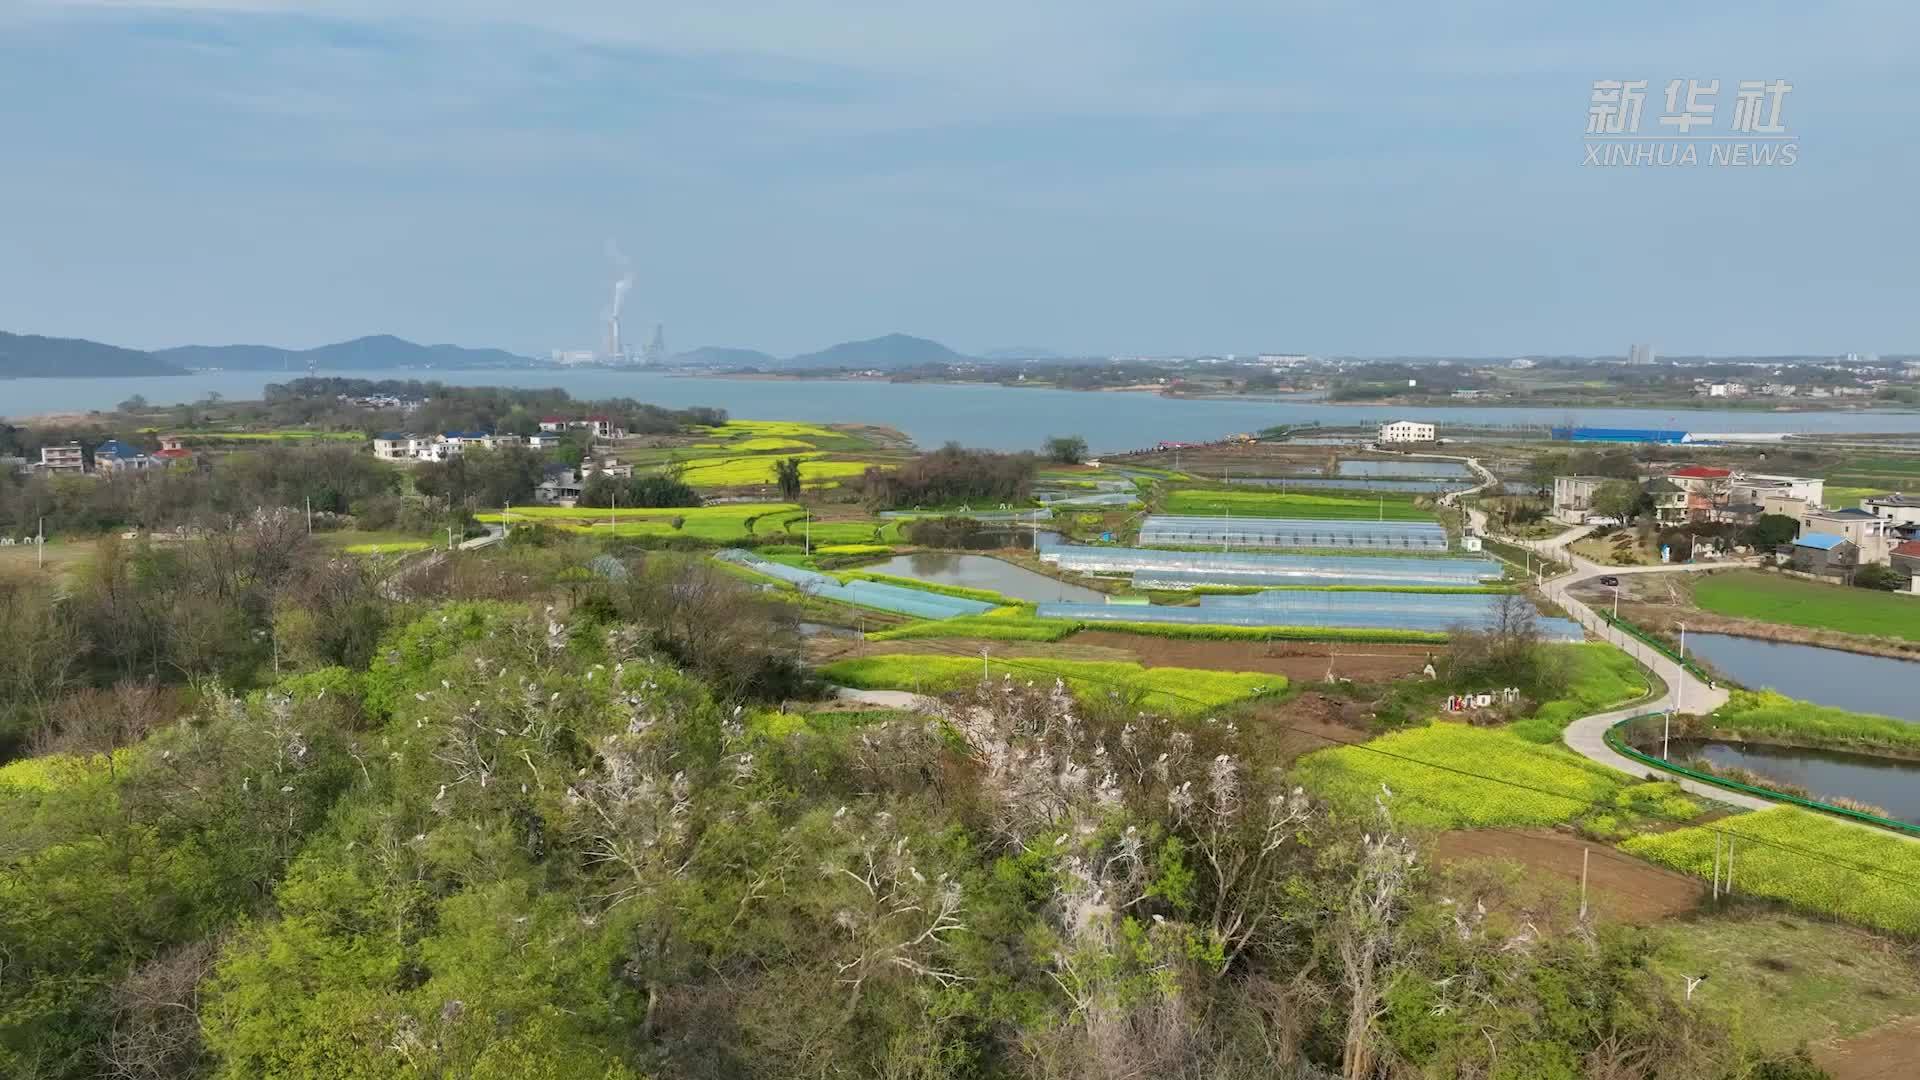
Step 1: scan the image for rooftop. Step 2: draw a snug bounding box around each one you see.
[1866,493,1920,507]
[1794,532,1851,551]
[1668,466,1731,479]
[1893,540,1920,558]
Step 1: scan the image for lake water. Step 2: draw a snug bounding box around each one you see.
[8,369,1920,452]
[869,552,1108,603]
[1675,739,1920,825]
[1683,633,1920,722]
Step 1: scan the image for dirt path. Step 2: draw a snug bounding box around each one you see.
[1431,828,1704,923]
[1815,1013,1920,1080]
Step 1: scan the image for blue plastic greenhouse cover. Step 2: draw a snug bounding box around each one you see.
[713,549,994,620]
[1039,543,1501,586]
[1033,599,1584,639]
[1137,514,1449,552]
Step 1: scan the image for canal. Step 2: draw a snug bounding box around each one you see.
[1674,739,1920,826]
[1683,633,1920,723]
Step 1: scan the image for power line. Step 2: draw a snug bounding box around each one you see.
[893,638,1920,892]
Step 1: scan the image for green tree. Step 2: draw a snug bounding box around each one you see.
[1045,434,1089,464]
[1744,512,1799,549]
[773,456,804,500]
[1592,479,1643,522]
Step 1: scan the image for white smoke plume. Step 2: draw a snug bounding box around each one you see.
[605,239,634,319]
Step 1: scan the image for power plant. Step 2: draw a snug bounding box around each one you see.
[550,242,659,366]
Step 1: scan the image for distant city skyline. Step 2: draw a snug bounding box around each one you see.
[1,2,1915,358]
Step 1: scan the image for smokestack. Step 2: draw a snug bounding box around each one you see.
[604,239,635,360]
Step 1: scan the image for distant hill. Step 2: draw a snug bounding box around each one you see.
[156,334,532,371]
[674,345,780,368]
[786,333,968,369]
[0,331,184,378]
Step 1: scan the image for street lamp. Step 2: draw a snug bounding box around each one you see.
[1678,621,1687,664]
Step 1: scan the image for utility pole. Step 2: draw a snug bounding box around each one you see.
[1579,848,1590,921]
[37,517,44,570]
[1725,839,1734,896]
[805,510,811,556]
[1711,835,1722,901]
[504,499,510,540]
[1662,708,1672,761]
[981,645,990,682]
[1679,621,1687,664]
[305,496,312,536]
[1613,583,1620,620]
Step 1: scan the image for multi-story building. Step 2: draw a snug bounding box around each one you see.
[1552,476,1610,520]
[1799,508,1894,565]
[1644,478,1689,526]
[38,443,85,472]
[1376,420,1436,444]
[93,440,151,474]
[373,433,427,461]
[1730,473,1825,509]
[1861,493,1920,529]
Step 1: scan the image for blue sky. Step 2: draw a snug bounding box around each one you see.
[1,1,1914,357]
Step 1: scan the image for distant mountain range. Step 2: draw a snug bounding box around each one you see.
[3,326,1006,379]
[0,331,186,378]
[156,335,532,370]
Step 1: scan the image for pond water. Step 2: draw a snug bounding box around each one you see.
[1673,739,1920,826]
[1683,633,1920,722]
[9,368,1920,451]
[868,553,1109,603]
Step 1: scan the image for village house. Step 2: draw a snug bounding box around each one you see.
[1787,532,1857,577]
[37,443,85,472]
[92,439,152,474]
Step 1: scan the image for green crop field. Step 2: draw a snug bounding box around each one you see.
[1623,808,1920,935]
[1508,644,1653,743]
[820,654,1285,715]
[1293,723,1699,831]
[678,453,871,488]
[1161,487,1433,521]
[480,503,799,541]
[1692,571,1920,642]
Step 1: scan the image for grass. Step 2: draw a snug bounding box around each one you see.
[1293,723,1698,831]
[1692,571,1920,642]
[867,614,1082,642]
[1162,487,1433,521]
[0,537,97,579]
[1649,912,1920,1053]
[343,540,435,555]
[1688,689,1920,756]
[1622,807,1920,935]
[1507,644,1654,743]
[819,655,1285,715]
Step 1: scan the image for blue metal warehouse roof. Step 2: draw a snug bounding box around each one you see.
[1794,532,1850,551]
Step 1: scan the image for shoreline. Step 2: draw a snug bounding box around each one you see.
[684,372,1915,413]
